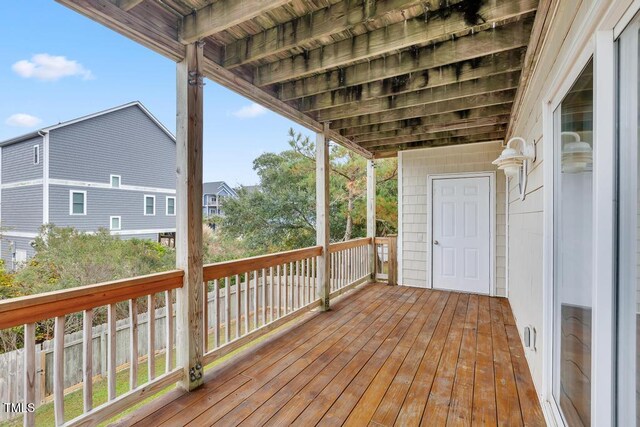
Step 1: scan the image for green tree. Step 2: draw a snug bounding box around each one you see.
[220,128,397,254]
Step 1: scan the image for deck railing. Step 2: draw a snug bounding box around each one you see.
[0,238,379,426]
[0,270,184,426]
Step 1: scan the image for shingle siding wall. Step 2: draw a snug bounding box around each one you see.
[49,105,175,189]
[49,186,175,232]
[2,136,43,183]
[1,186,43,232]
[399,142,507,296]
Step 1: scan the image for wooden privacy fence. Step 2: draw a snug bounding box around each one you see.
[0,238,381,426]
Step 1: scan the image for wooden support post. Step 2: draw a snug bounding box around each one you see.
[388,235,398,286]
[316,124,331,311]
[366,159,376,279]
[176,41,205,391]
[24,323,36,427]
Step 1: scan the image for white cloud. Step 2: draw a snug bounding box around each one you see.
[232,103,267,119]
[5,113,42,128]
[12,54,94,81]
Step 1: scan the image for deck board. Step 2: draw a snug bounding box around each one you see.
[123,284,545,427]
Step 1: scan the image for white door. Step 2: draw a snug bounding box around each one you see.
[432,176,491,294]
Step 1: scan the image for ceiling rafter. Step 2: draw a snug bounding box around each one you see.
[255,1,537,86]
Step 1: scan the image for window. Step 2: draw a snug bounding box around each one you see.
[110,216,121,230]
[70,190,86,215]
[144,195,155,215]
[33,145,39,165]
[110,174,121,188]
[552,59,593,426]
[166,196,175,216]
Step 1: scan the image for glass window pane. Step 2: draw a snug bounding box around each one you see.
[111,217,120,230]
[617,16,640,426]
[553,59,593,427]
[111,176,120,188]
[72,192,85,214]
[145,197,154,215]
[168,197,175,215]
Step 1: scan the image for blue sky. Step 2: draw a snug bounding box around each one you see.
[0,2,313,186]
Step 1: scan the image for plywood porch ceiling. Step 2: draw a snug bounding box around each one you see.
[58,0,541,159]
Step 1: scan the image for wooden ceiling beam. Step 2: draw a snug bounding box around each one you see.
[276,17,534,101]
[330,89,516,130]
[117,0,143,11]
[369,133,506,153]
[224,0,448,69]
[313,70,520,122]
[352,115,511,143]
[180,0,292,44]
[341,104,514,137]
[255,1,537,86]
[297,47,526,112]
[359,124,508,148]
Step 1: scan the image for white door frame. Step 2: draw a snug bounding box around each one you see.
[426,171,496,296]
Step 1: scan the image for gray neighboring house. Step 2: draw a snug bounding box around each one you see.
[202,181,237,217]
[0,101,176,269]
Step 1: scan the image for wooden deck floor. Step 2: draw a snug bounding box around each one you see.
[119,284,545,426]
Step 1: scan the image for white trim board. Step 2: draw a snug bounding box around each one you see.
[426,171,497,296]
[1,179,43,189]
[111,228,175,236]
[49,179,175,194]
[3,231,38,239]
[42,132,49,224]
[397,151,404,285]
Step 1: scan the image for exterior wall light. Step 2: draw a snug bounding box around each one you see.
[492,137,536,200]
[561,131,592,173]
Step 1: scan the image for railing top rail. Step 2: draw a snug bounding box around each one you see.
[328,237,372,253]
[0,270,184,330]
[203,245,322,281]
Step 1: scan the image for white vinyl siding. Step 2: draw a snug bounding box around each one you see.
[69,190,86,215]
[144,195,155,216]
[166,196,175,216]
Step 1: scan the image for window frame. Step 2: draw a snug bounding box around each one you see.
[110,174,121,188]
[144,194,156,216]
[110,215,121,231]
[69,190,87,216]
[33,145,40,165]
[166,196,176,216]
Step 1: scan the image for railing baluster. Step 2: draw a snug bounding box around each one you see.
[203,280,209,352]
[244,272,250,334]
[214,279,220,348]
[275,265,281,319]
[129,299,138,389]
[261,268,267,327]
[301,259,306,307]
[24,322,36,426]
[107,303,117,401]
[225,276,231,344]
[82,308,93,413]
[165,290,174,371]
[253,270,259,331]
[148,294,156,380]
[235,274,241,339]
[269,266,274,322]
[54,315,65,426]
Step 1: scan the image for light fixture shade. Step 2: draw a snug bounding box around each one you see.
[492,146,526,177]
[561,132,592,173]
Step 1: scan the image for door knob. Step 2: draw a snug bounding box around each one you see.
[434,240,439,245]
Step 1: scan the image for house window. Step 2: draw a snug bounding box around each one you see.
[166,196,175,216]
[110,174,121,188]
[110,216,121,230]
[33,145,40,165]
[70,190,86,215]
[552,59,593,426]
[144,195,155,215]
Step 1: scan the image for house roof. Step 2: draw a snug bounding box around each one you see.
[0,101,175,147]
[203,181,237,197]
